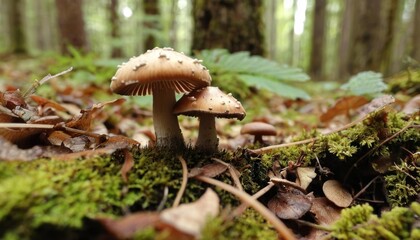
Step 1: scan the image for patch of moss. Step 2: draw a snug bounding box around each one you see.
[201,208,277,240]
[331,202,419,240]
[0,148,270,239]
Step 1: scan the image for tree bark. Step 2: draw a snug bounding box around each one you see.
[309,0,327,80]
[143,0,159,50]
[338,0,353,80]
[55,0,88,54]
[192,0,264,55]
[348,0,390,75]
[412,0,420,61]
[8,0,26,54]
[109,0,123,57]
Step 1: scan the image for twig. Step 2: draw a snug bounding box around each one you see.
[212,158,244,191]
[293,219,333,232]
[228,182,275,220]
[194,175,296,240]
[0,123,54,129]
[157,186,169,211]
[23,67,73,97]
[250,111,380,155]
[173,156,188,207]
[352,176,380,202]
[343,120,413,182]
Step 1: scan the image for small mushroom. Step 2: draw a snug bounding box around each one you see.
[110,47,212,149]
[173,86,246,152]
[240,122,277,144]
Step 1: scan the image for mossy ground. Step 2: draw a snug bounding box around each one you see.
[0,110,418,239]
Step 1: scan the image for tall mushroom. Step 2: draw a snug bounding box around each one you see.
[173,86,246,152]
[110,47,211,149]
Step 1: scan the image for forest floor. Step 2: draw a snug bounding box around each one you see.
[0,54,419,240]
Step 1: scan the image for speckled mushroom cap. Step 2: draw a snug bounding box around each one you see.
[110,47,212,95]
[173,86,246,120]
[240,122,277,136]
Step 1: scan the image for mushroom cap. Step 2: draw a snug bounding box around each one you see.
[240,122,277,136]
[173,86,246,120]
[110,47,212,96]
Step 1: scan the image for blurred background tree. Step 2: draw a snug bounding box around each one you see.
[0,0,419,81]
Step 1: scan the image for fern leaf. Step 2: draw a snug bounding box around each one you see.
[341,71,388,96]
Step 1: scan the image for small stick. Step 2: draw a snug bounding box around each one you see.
[173,156,188,207]
[0,123,54,129]
[195,175,296,240]
[352,176,380,202]
[228,182,275,220]
[23,67,73,97]
[212,158,244,191]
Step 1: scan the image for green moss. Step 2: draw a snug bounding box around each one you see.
[201,209,277,240]
[331,203,419,240]
[0,148,270,239]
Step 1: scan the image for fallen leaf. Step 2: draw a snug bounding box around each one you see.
[320,96,368,122]
[322,180,353,208]
[357,95,395,118]
[267,185,312,219]
[120,149,134,182]
[97,212,160,239]
[0,137,43,161]
[310,197,342,225]
[402,94,420,115]
[188,163,228,178]
[296,167,316,190]
[160,188,220,238]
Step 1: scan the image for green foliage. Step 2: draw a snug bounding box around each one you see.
[46,46,120,86]
[196,49,311,100]
[201,209,277,240]
[331,203,419,240]
[0,148,269,239]
[341,71,388,97]
[384,160,420,207]
[387,67,420,96]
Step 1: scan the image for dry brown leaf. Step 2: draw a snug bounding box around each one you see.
[97,212,160,239]
[30,95,67,112]
[357,95,395,118]
[310,197,342,225]
[267,186,312,219]
[322,180,353,208]
[160,188,220,238]
[63,136,93,152]
[100,135,140,150]
[296,167,316,190]
[188,163,228,178]
[120,149,134,183]
[47,130,72,146]
[402,94,420,115]
[320,96,368,122]
[53,148,116,161]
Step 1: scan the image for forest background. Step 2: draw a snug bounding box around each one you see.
[1,0,420,84]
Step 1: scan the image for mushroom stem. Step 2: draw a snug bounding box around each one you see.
[152,88,185,149]
[196,115,218,152]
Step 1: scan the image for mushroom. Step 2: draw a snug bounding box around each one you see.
[173,86,246,152]
[110,47,211,149]
[240,122,277,144]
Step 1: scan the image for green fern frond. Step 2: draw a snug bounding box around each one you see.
[341,71,388,96]
[197,49,310,100]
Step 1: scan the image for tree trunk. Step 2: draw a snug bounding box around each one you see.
[265,0,277,60]
[338,0,353,80]
[55,0,88,54]
[143,0,159,50]
[8,0,26,54]
[413,0,420,61]
[309,0,327,80]
[192,0,264,55]
[109,0,123,57]
[347,0,391,75]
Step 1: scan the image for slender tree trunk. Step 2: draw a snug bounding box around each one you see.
[8,0,26,54]
[348,0,390,75]
[169,0,178,48]
[192,0,264,55]
[309,0,327,80]
[288,0,297,65]
[413,0,420,61]
[266,0,277,60]
[55,0,88,54]
[109,0,123,57]
[338,0,353,80]
[143,0,159,50]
